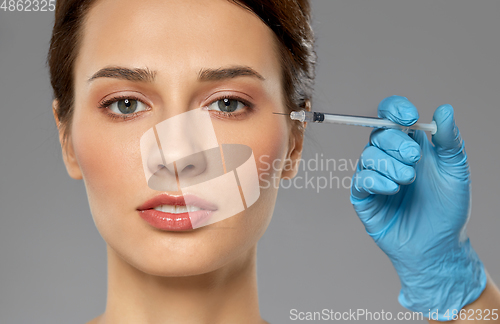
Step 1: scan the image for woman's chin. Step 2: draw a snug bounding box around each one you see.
[107,231,254,278]
[121,249,250,278]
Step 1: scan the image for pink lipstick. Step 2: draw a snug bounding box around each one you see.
[137,193,217,231]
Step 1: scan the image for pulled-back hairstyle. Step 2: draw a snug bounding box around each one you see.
[48,0,316,142]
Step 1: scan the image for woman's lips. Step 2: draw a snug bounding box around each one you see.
[137,193,218,231]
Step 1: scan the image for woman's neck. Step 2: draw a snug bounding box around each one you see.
[94,244,267,324]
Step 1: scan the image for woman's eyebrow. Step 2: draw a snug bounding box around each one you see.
[87,66,264,83]
[198,66,265,82]
[88,67,157,83]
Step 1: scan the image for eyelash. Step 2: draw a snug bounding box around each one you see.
[97,94,254,121]
[98,95,149,121]
[205,95,254,119]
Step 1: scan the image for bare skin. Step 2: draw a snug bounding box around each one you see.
[86,246,269,324]
[54,0,302,323]
[428,273,500,323]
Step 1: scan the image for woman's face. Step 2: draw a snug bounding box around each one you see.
[60,0,303,276]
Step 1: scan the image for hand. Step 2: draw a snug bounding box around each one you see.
[350,95,487,321]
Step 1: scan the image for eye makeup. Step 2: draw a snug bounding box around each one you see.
[97,93,257,122]
[98,94,152,121]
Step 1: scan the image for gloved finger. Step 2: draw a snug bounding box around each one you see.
[350,169,400,200]
[369,128,421,164]
[431,104,468,167]
[406,129,428,149]
[361,146,416,185]
[378,95,419,126]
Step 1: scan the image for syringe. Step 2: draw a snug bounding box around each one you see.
[287,110,437,135]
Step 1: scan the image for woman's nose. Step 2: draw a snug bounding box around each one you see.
[171,150,208,179]
[146,128,210,188]
[141,108,221,190]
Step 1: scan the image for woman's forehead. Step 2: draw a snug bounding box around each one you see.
[77,0,281,82]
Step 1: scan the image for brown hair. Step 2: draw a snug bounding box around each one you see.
[48,0,316,142]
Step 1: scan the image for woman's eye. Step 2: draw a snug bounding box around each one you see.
[207,98,246,113]
[108,98,147,115]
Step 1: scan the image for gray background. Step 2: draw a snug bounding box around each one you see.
[1,1,499,323]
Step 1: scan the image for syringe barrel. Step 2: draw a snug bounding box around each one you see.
[289,110,438,135]
[322,113,437,134]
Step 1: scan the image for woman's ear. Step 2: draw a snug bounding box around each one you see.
[281,100,310,180]
[52,100,83,180]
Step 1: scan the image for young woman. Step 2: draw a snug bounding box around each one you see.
[48,0,500,323]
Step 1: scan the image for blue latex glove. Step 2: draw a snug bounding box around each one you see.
[350,95,487,321]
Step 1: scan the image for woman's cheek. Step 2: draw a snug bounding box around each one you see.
[211,114,289,185]
[252,119,289,186]
[72,120,144,205]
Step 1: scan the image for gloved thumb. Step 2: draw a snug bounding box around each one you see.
[431,104,468,168]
